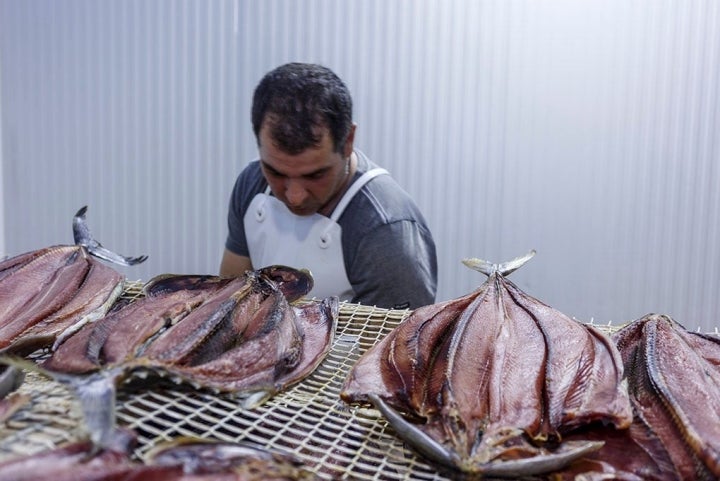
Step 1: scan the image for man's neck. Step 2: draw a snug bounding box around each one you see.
[318,152,357,217]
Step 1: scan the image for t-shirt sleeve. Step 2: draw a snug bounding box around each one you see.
[225,164,263,257]
[349,220,437,310]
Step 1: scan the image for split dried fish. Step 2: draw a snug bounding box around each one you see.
[555,314,720,480]
[341,251,632,477]
[0,206,146,356]
[31,265,336,449]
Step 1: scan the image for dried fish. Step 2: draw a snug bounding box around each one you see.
[0,206,146,355]
[0,428,312,480]
[146,437,314,480]
[0,427,145,481]
[341,251,632,477]
[557,314,720,480]
[37,265,335,448]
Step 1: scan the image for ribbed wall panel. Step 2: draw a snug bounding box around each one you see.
[1,0,719,330]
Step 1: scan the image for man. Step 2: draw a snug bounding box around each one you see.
[220,62,437,309]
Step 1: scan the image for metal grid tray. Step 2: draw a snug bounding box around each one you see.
[0,282,455,480]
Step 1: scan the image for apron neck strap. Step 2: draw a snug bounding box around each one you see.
[330,168,388,222]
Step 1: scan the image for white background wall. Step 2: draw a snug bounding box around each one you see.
[1,0,719,331]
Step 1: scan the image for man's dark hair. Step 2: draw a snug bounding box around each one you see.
[251,63,353,154]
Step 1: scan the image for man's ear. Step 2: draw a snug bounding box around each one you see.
[342,124,357,158]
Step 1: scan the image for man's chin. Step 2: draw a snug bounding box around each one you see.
[288,207,316,216]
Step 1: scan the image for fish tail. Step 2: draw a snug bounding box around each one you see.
[72,206,148,266]
[462,250,536,277]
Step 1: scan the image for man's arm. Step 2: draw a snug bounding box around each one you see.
[220,249,253,277]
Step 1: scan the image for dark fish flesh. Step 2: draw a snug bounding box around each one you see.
[341,251,632,477]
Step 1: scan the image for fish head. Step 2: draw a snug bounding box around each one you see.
[255,265,314,302]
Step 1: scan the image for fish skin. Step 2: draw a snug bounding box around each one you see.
[558,422,675,481]
[398,291,478,417]
[340,292,476,409]
[0,249,89,348]
[42,319,105,374]
[480,277,547,439]
[45,266,317,392]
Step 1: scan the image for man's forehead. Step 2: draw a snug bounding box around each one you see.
[259,138,340,176]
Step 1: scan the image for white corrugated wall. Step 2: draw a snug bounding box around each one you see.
[1,0,719,330]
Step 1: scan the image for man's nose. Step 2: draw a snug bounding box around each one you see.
[285,179,307,206]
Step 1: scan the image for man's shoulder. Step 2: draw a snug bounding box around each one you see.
[352,151,423,219]
[231,160,267,200]
[236,159,264,183]
[346,171,426,230]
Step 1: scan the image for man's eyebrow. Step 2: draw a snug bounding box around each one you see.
[261,160,331,178]
[260,160,284,175]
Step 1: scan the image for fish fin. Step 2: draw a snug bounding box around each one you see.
[0,364,25,399]
[480,440,604,477]
[0,355,123,450]
[0,355,60,381]
[241,389,274,409]
[72,206,148,266]
[75,370,121,449]
[368,393,459,470]
[462,250,536,277]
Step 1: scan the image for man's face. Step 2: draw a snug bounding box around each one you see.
[258,124,354,216]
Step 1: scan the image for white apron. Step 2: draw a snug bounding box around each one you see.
[244,168,388,301]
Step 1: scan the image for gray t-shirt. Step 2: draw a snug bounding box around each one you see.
[225,151,437,309]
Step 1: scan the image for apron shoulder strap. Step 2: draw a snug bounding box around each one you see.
[330,168,388,222]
